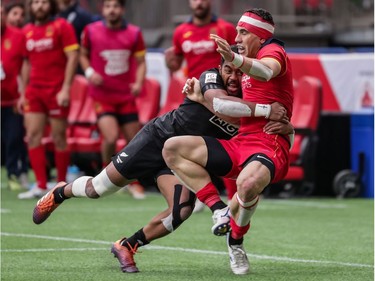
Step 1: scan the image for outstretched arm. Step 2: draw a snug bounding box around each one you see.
[210,34,281,82]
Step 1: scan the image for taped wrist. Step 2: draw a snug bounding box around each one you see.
[85,67,94,79]
[231,53,245,68]
[213,97,251,117]
[254,104,271,118]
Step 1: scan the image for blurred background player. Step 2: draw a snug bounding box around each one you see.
[79,0,146,199]
[18,0,79,199]
[1,4,29,191]
[57,0,99,42]
[165,0,236,79]
[57,0,100,74]
[165,0,238,212]
[5,2,25,28]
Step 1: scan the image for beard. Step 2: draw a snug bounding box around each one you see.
[106,14,122,26]
[31,9,50,22]
[193,6,210,20]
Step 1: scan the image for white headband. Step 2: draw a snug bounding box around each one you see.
[239,15,274,35]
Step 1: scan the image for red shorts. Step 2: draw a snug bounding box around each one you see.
[93,99,138,116]
[218,132,290,183]
[24,85,69,118]
[93,98,139,125]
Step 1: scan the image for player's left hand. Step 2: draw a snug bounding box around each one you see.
[182,78,194,95]
[269,102,288,123]
[263,120,294,135]
[130,83,142,96]
[184,77,204,104]
[56,87,70,107]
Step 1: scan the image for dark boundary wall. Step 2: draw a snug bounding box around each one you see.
[314,113,351,196]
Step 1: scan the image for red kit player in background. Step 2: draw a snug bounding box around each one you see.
[18,0,79,199]
[80,0,147,199]
[1,4,29,191]
[165,0,238,212]
[165,0,236,79]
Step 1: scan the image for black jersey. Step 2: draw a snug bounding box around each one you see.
[113,68,238,180]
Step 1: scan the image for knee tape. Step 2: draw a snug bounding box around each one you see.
[91,169,122,197]
[161,184,196,232]
[161,213,174,233]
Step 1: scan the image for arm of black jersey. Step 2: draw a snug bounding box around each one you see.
[202,88,241,126]
[195,69,241,126]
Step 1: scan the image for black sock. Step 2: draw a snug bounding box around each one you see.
[228,234,244,246]
[210,201,227,213]
[121,228,149,250]
[53,185,70,204]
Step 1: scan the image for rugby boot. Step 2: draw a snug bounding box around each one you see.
[227,233,250,275]
[32,181,67,224]
[211,205,231,236]
[111,238,139,273]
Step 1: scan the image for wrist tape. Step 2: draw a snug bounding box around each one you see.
[254,104,271,118]
[85,67,94,79]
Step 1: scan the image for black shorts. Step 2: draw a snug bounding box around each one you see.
[112,122,170,180]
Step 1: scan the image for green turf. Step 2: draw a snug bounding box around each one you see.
[1,175,374,281]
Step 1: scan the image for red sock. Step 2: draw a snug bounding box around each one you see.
[55,149,70,182]
[230,217,250,240]
[196,182,222,208]
[28,146,47,189]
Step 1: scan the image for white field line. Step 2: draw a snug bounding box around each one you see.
[262,200,348,209]
[1,232,372,268]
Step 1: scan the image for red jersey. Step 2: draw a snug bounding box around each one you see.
[81,21,146,103]
[23,18,78,88]
[1,25,26,106]
[239,41,294,134]
[173,16,236,79]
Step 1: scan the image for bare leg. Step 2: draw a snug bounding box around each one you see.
[142,174,195,241]
[63,162,132,198]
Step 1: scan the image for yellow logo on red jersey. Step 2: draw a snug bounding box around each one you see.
[46,26,54,37]
[209,28,218,36]
[183,31,193,39]
[25,31,33,38]
[4,39,11,50]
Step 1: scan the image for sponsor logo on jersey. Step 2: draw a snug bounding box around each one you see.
[26,38,53,52]
[100,49,130,75]
[205,72,217,84]
[242,75,252,89]
[181,40,215,55]
[209,116,238,137]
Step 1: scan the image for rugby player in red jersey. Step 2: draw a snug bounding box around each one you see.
[1,4,29,191]
[163,8,294,275]
[80,0,147,198]
[18,0,79,199]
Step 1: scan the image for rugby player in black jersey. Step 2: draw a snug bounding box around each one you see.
[33,46,292,273]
